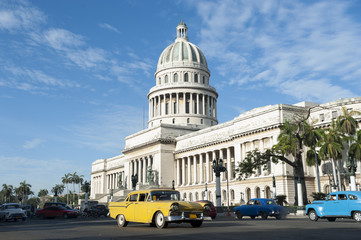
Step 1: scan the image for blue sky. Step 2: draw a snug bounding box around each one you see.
[1,0,361,196]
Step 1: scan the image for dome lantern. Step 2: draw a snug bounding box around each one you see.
[176,20,188,41]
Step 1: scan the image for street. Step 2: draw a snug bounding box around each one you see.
[0,215,360,240]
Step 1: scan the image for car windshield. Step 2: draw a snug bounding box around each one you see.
[149,191,181,201]
[266,200,277,205]
[6,205,20,209]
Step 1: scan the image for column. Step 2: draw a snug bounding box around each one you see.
[142,158,146,183]
[170,93,173,115]
[197,93,200,115]
[190,93,193,114]
[227,147,231,182]
[184,93,187,114]
[205,152,210,183]
[199,153,203,183]
[176,158,180,186]
[193,155,197,184]
[202,94,205,115]
[176,93,179,114]
[187,156,191,185]
[182,158,186,186]
[215,98,217,119]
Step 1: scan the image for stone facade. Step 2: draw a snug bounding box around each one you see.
[90,22,361,205]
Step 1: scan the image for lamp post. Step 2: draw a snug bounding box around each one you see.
[212,158,226,212]
[205,183,208,201]
[346,156,357,191]
[172,180,175,190]
[272,175,277,200]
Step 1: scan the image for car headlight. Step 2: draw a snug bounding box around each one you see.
[170,203,179,212]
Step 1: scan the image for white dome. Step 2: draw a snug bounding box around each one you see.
[156,22,208,72]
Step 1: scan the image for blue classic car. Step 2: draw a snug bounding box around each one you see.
[306,191,361,222]
[234,198,287,220]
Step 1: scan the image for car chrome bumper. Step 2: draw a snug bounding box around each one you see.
[166,212,205,222]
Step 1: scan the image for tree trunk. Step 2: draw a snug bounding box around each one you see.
[331,159,338,191]
[295,155,308,205]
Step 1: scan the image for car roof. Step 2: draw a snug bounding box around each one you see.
[328,191,361,196]
[128,189,178,194]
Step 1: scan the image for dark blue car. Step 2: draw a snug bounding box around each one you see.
[234,198,287,220]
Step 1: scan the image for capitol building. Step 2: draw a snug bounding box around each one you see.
[90,22,361,206]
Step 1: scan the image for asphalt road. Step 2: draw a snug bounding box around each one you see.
[1,215,360,240]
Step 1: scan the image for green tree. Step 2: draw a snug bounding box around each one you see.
[1,184,13,203]
[318,120,343,191]
[62,173,71,204]
[16,180,33,204]
[349,129,361,164]
[236,117,314,205]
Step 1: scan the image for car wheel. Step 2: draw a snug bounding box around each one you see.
[308,210,318,221]
[327,217,336,222]
[190,220,203,227]
[117,214,128,227]
[155,211,168,229]
[235,210,243,219]
[22,218,26,222]
[353,211,361,222]
[63,214,68,219]
[260,212,268,220]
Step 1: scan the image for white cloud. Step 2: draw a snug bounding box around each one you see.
[42,28,84,50]
[99,23,120,33]
[192,0,361,102]
[23,138,43,149]
[0,1,45,32]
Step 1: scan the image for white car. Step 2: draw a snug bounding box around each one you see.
[0,203,27,222]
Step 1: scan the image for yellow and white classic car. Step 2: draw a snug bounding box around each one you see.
[109,189,212,228]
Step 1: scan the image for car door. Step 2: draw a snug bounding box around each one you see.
[134,193,149,223]
[244,200,257,216]
[334,194,349,216]
[323,194,338,216]
[125,193,138,222]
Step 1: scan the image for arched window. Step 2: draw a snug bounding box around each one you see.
[202,76,205,84]
[195,192,199,200]
[159,77,161,85]
[189,192,193,201]
[172,118,175,124]
[246,188,251,201]
[183,193,187,200]
[222,190,227,205]
[201,119,203,124]
[265,186,271,199]
[194,73,198,83]
[165,75,169,83]
[187,118,190,124]
[184,73,188,82]
[174,73,178,82]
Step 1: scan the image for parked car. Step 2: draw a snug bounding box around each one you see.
[36,206,78,219]
[306,191,361,222]
[0,203,27,222]
[21,205,34,217]
[234,198,287,220]
[195,200,217,219]
[83,204,109,217]
[108,189,211,228]
[43,202,71,209]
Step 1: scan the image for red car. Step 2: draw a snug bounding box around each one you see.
[195,200,217,219]
[36,206,78,219]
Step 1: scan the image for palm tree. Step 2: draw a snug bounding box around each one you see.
[318,120,344,191]
[62,173,71,204]
[17,180,33,204]
[70,172,79,204]
[38,189,48,197]
[1,184,13,203]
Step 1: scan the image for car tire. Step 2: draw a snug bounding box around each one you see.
[63,214,68,219]
[235,210,243,219]
[155,211,168,229]
[260,212,268,220]
[117,214,128,227]
[353,211,361,222]
[308,210,318,221]
[190,220,203,227]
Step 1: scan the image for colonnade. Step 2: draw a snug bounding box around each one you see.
[175,136,275,187]
[149,92,217,119]
[127,155,153,187]
[106,171,124,190]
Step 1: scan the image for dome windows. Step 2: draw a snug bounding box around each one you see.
[194,74,198,83]
[202,76,205,84]
[184,73,189,82]
[165,75,169,83]
[174,73,178,82]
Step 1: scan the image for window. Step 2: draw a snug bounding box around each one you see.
[187,118,190,124]
[172,118,175,124]
[194,74,198,83]
[139,193,147,201]
[201,119,203,124]
[332,111,337,119]
[349,194,358,200]
[173,102,177,114]
[327,194,336,201]
[129,194,138,202]
[320,113,324,122]
[338,194,347,200]
[174,73,178,82]
[165,75,169,83]
[184,73,188,82]
[165,102,169,115]
[202,76,205,84]
[158,77,161,85]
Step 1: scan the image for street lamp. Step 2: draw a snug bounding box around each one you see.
[272,175,277,199]
[346,156,357,191]
[205,183,208,200]
[172,180,175,190]
[212,158,226,212]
